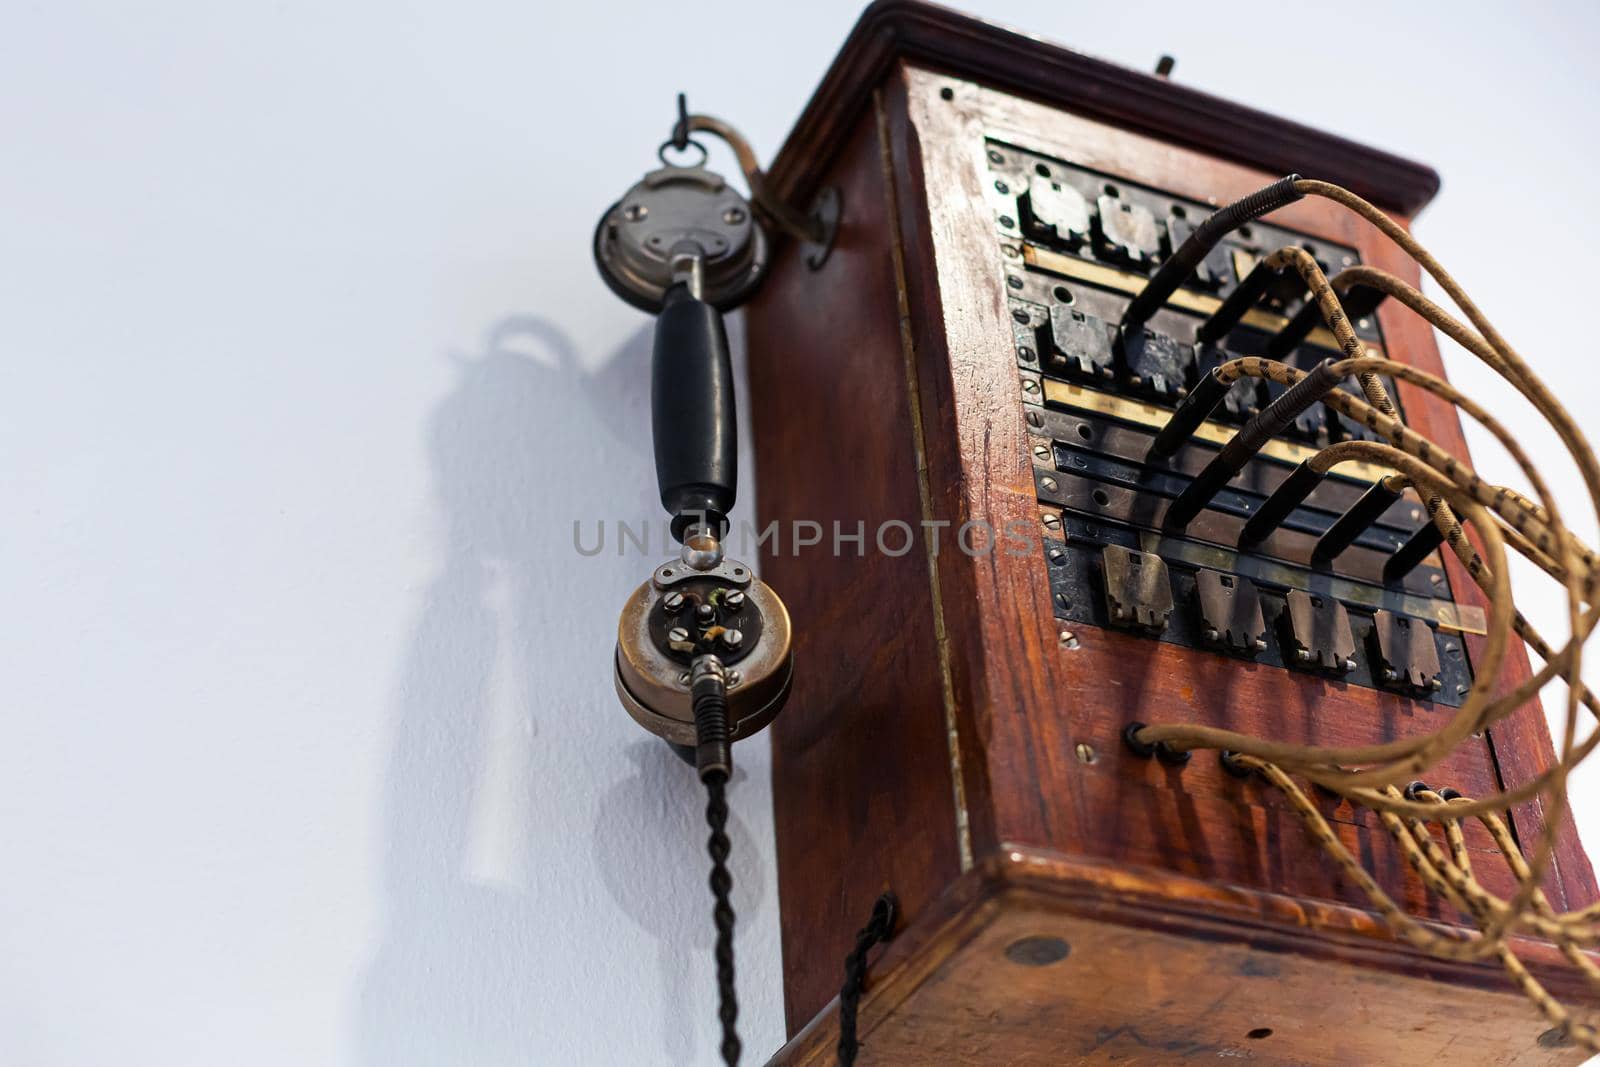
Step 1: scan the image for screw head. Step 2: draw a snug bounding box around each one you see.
[1017,345,1035,363]
[722,206,746,225]
[1033,444,1050,461]
[723,589,746,611]
[995,179,1010,195]
[1041,513,1061,530]
[667,626,690,644]
[1047,548,1065,564]
[1058,630,1079,648]
[695,603,716,624]
[1022,379,1040,395]
[662,591,686,613]
[1026,411,1043,428]
[1040,476,1058,492]
[1074,742,1095,764]
[677,671,692,685]
[721,628,744,651]
[623,203,648,222]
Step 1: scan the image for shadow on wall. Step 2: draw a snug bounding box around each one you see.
[353,317,766,1066]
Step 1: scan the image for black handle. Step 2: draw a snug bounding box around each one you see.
[653,284,737,540]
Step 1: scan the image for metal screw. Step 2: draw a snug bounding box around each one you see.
[662,591,686,613]
[678,671,692,685]
[1033,443,1050,461]
[1022,380,1040,395]
[1058,630,1079,648]
[1012,308,1030,325]
[1054,592,1071,609]
[728,671,743,689]
[695,603,716,624]
[1040,476,1058,492]
[723,589,746,611]
[1048,548,1065,564]
[1456,683,1470,696]
[1007,275,1024,290]
[721,628,744,651]
[1254,638,1267,651]
[1343,658,1356,672]
[1017,345,1035,363]
[995,179,1010,195]
[1026,411,1043,428]
[624,203,648,222]
[1341,254,1354,267]
[998,215,1015,229]
[668,626,690,644]
[722,206,746,225]
[987,149,1005,165]
[1074,742,1096,764]
[1000,243,1019,258]
[1041,513,1061,530]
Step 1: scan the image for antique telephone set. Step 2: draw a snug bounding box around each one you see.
[591,96,842,1065]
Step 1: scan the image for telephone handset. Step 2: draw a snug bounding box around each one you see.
[592,97,837,1064]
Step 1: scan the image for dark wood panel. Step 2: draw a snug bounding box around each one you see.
[768,0,1439,216]
[747,110,965,1033]
[888,59,1591,910]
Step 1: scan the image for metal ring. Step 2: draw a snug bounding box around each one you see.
[657,137,708,170]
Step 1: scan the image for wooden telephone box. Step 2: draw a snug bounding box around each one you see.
[743,2,1597,1062]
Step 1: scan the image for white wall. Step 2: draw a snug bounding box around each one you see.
[1,2,1596,1064]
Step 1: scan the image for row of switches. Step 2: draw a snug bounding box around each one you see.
[1099,545,1441,693]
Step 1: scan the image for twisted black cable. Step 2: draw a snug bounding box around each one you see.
[703,771,740,1066]
[837,893,898,1066]
[692,654,739,1065]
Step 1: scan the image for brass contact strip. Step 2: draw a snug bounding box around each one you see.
[1040,378,1395,484]
[1022,244,1384,358]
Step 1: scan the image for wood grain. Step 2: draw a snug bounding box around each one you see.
[769,849,1595,1065]
[745,0,1597,1049]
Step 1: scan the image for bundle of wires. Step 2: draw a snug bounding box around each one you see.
[1129,179,1600,1050]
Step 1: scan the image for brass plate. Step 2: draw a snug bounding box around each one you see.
[1022,244,1383,358]
[1039,378,1395,484]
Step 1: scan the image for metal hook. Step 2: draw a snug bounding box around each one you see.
[672,92,690,152]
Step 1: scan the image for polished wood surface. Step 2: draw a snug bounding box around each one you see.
[745,0,1597,1054]
[769,849,1593,1064]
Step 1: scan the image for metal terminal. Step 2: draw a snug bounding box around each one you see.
[1269,283,1384,357]
[1148,366,1229,458]
[1280,589,1357,673]
[1165,359,1340,530]
[680,523,725,570]
[1240,460,1324,545]
[1101,545,1174,632]
[1370,610,1443,694]
[1314,477,1405,566]
[1194,569,1267,655]
[616,555,793,751]
[1384,521,1446,585]
[1196,261,1288,343]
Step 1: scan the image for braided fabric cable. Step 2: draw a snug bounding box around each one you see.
[1130,180,1600,1049]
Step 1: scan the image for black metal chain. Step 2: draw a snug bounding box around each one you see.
[836,892,898,1066]
[703,771,740,1065]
